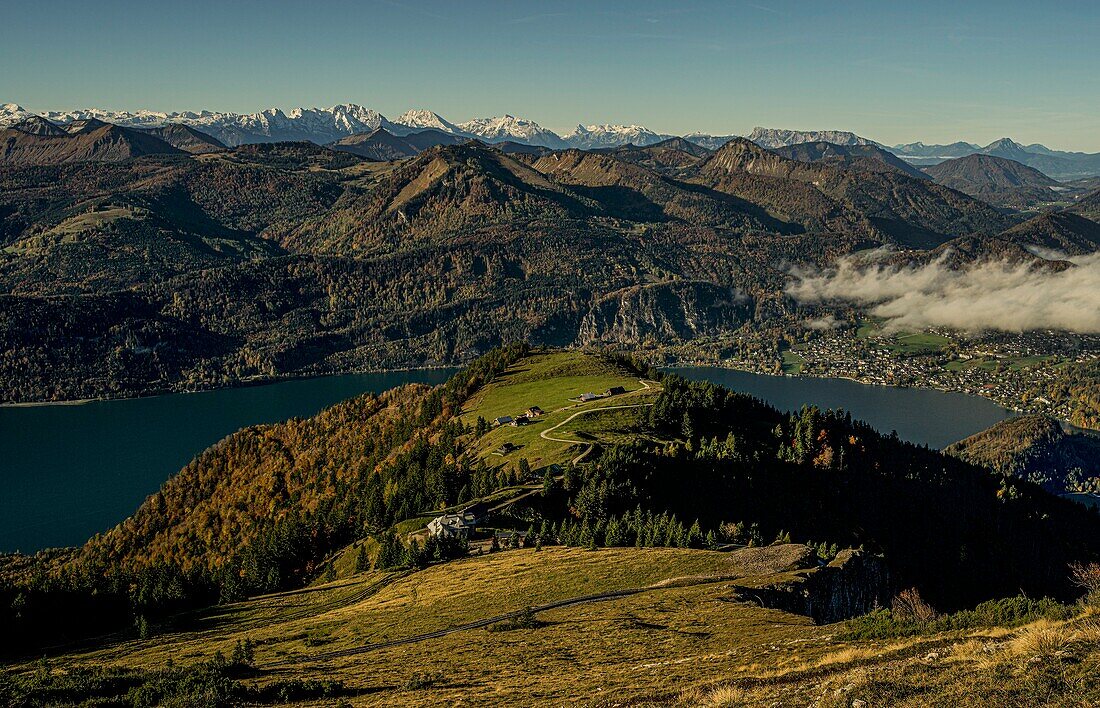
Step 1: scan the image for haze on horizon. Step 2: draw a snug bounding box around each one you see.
[2,0,1099,152]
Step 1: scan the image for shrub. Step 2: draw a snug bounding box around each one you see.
[1070,562,1100,605]
[891,587,938,624]
[841,595,1073,640]
[487,606,541,632]
[405,671,444,690]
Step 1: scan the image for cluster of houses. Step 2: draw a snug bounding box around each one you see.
[492,405,544,428]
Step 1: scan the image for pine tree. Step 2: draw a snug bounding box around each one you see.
[354,544,370,573]
[687,520,703,548]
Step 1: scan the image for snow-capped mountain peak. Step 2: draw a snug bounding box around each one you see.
[0,103,396,146]
[563,123,668,149]
[393,109,463,135]
[456,115,566,148]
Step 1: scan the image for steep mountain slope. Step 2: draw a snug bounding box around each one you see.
[530,149,780,229]
[391,109,465,135]
[1,120,184,165]
[280,143,601,253]
[693,139,1010,247]
[923,154,1061,207]
[999,211,1100,255]
[7,115,68,136]
[749,127,879,149]
[775,141,928,179]
[329,127,421,160]
[979,137,1035,162]
[0,153,346,293]
[83,383,443,573]
[141,124,227,154]
[945,415,1100,493]
[329,128,466,161]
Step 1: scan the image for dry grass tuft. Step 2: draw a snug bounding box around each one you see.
[807,640,915,671]
[1073,616,1100,646]
[678,683,755,706]
[1008,620,1071,661]
[949,637,1004,669]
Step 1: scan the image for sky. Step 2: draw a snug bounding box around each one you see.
[2,0,1099,150]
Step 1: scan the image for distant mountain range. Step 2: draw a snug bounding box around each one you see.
[891,137,1100,181]
[4,103,1100,180]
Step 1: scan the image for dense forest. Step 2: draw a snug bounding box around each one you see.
[3,346,1098,658]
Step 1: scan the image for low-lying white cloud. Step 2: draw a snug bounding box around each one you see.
[787,252,1100,334]
[804,314,840,330]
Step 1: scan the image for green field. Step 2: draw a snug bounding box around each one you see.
[458,351,659,469]
[855,320,952,356]
[883,331,952,355]
[781,349,806,374]
[855,319,883,340]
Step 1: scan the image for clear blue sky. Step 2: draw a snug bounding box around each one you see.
[3,0,1099,150]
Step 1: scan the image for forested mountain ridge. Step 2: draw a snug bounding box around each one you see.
[774,140,929,179]
[922,153,1063,207]
[946,415,1100,494]
[0,119,188,165]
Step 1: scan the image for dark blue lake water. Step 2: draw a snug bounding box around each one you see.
[0,371,454,552]
[669,367,1012,450]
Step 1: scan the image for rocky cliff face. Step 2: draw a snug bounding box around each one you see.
[729,548,891,624]
[577,281,749,344]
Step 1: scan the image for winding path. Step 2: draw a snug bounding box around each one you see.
[538,379,657,464]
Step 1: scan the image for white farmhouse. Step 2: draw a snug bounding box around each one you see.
[427,511,478,539]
